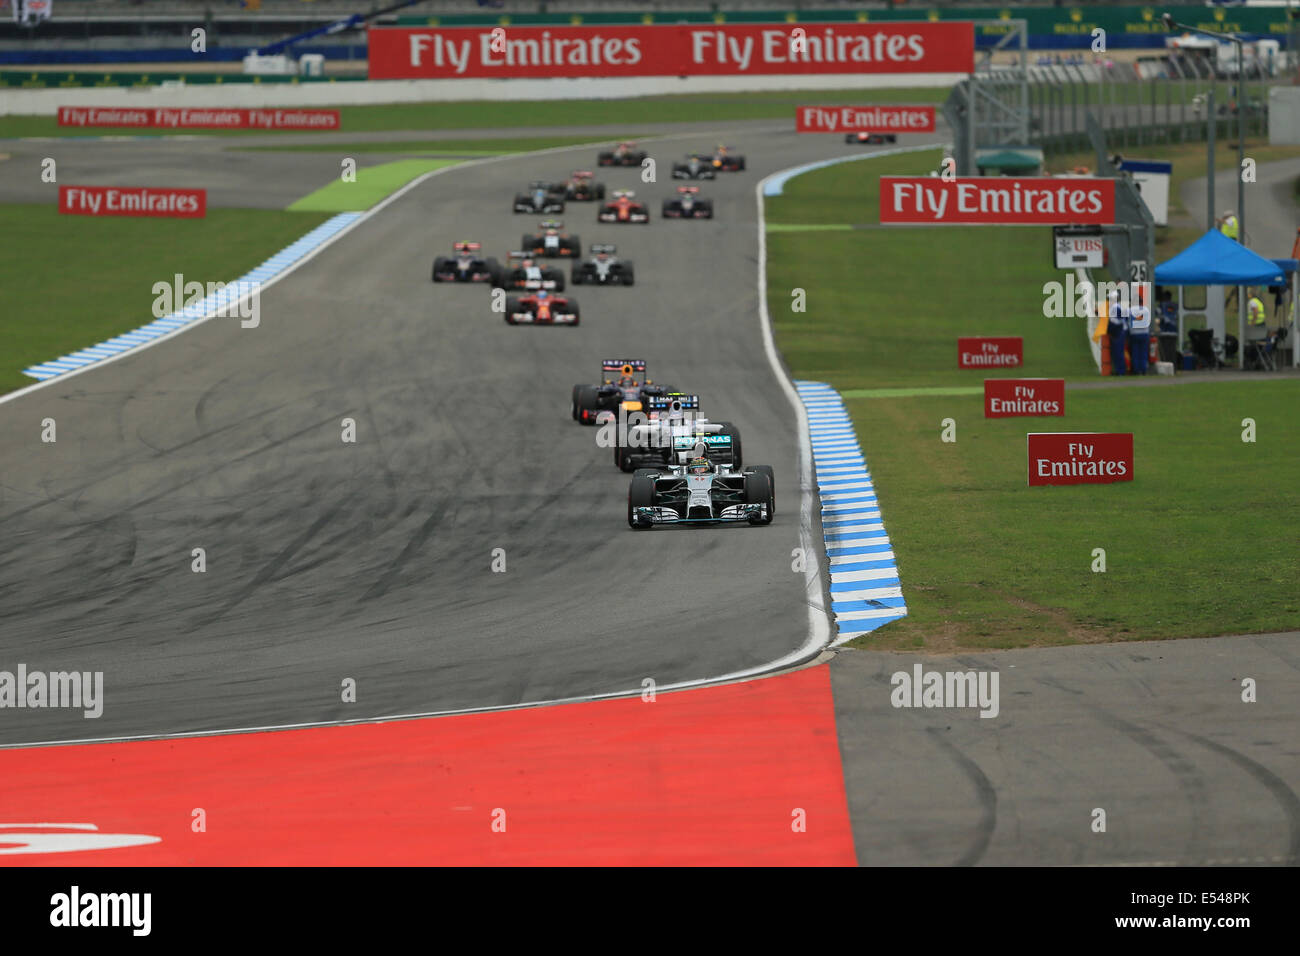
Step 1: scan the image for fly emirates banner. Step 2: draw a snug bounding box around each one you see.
[368,22,974,79]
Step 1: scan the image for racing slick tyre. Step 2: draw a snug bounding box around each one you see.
[546,270,566,292]
[614,439,635,473]
[569,303,580,327]
[715,422,742,470]
[621,265,634,286]
[747,465,775,517]
[432,257,450,282]
[595,184,606,200]
[744,472,773,525]
[570,268,584,285]
[573,384,600,423]
[565,237,581,258]
[504,296,521,325]
[628,476,655,529]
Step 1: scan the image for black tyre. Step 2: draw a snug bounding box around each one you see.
[432,257,449,282]
[622,264,634,286]
[715,422,743,469]
[547,269,566,292]
[567,236,581,257]
[595,184,606,199]
[521,235,533,252]
[571,268,584,285]
[628,475,655,529]
[568,303,580,327]
[574,384,600,424]
[744,472,772,525]
[748,465,775,517]
[571,384,583,420]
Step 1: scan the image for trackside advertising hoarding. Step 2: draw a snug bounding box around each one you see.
[880,177,1116,225]
[60,186,206,218]
[796,105,935,133]
[984,378,1065,417]
[57,108,341,130]
[959,337,1022,369]
[1027,433,1134,486]
[368,22,974,79]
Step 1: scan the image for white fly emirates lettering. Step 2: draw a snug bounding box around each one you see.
[990,386,1060,415]
[1036,441,1128,479]
[797,105,934,133]
[409,31,643,74]
[691,29,925,70]
[881,178,1114,224]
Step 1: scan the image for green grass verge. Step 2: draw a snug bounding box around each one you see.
[0,204,331,394]
[287,158,460,212]
[239,134,643,155]
[0,87,947,139]
[767,153,1300,648]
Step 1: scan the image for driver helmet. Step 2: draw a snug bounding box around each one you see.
[687,456,712,475]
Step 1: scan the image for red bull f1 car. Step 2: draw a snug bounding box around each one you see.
[570,359,669,425]
[432,241,500,284]
[504,290,579,326]
[597,190,650,224]
[710,145,746,172]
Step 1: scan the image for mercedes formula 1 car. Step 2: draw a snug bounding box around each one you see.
[520,219,581,258]
[571,244,633,286]
[504,290,579,326]
[613,394,742,472]
[597,190,650,224]
[627,444,773,529]
[513,181,566,214]
[597,141,648,167]
[710,145,746,172]
[432,241,500,284]
[845,132,898,145]
[662,186,713,219]
[561,171,607,201]
[671,154,718,180]
[493,252,565,292]
[571,359,669,426]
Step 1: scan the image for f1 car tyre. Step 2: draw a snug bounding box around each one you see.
[622,265,634,286]
[747,465,775,517]
[573,384,600,422]
[432,257,449,282]
[628,476,655,528]
[715,422,742,469]
[614,439,633,472]
[744,472,772,525]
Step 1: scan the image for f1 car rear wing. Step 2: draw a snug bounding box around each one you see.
[611,189,636,199]
[454,241,482,252]
[538,219,563,230]
[677,186,700,194]
[602,359,647,378]
[590,244,617,255]
[646,394,700,412]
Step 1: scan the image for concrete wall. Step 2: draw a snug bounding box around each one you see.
[0,72,962,116]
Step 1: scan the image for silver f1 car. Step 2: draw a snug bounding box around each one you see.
[571,244,634,286]
[672,154,718,180]
[627,443,773,529]
[613,394,741,472]
[513,181,566,214]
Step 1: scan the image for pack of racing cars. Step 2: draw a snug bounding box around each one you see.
[426,143,768,526]
[568,359,774,528]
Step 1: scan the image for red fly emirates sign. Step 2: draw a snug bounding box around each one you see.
[985,378,1064,418]
[796,105,935,133]
[60,185,206,218]
[1027,433,1134,486]
[57,107,341,130]
[959,337,1022,369]
[880,177,1115,225]
[368,22,974,79]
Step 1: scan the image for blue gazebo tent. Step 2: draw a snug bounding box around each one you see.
[1155,230,1293,368]
[1155,229,1285,285]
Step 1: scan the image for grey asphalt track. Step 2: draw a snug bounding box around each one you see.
[0,123,906,745]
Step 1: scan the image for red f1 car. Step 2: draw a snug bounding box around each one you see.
[597,190,650,224]
[503,290,580,326]
[597,142,648,167]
